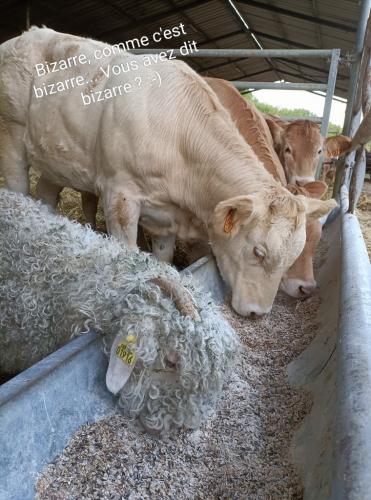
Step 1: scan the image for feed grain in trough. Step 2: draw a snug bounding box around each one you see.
[36,275,321,499]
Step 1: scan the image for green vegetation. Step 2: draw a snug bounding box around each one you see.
[244,93,342,136]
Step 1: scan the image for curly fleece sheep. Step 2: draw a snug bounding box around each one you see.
[0,189,239,432]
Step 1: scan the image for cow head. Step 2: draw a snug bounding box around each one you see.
[266,118,351,185]
[209,185,336,317]
[280,181,327,298]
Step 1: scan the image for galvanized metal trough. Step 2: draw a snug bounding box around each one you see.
[0,187,370,500]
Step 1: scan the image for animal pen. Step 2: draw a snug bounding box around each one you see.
[0,1,371,499]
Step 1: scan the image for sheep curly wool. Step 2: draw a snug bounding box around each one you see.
[0,189,239,432]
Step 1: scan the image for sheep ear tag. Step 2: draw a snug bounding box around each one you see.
[106,334,137,395]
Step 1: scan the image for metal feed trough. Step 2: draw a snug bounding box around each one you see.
[1,10,371,498]
[0,189,370,500]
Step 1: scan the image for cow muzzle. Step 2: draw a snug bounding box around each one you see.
[290,175,316,186]
[280,278,318,298]
[231,298,272,318]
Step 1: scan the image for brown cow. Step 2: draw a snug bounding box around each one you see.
[282,182,326,297]
[265,115,351,185]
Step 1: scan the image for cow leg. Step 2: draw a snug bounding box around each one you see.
[0,122,29,194]
[81,191,99,229]
[151,234,176,262]
[36,175,62,209]
[103,190,140,249]
[137,226,151,252]
[187,240,211,264]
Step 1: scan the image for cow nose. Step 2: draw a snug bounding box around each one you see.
[298,284,317,297]
[232,299,271,317]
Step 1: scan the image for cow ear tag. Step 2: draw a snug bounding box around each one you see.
[224,209,235,234]
[106,333,137,395]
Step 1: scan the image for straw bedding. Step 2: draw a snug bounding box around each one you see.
[36,288,320,499]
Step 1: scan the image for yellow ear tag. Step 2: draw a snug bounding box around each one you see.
[224,209,235,234]
[116,335,137,366]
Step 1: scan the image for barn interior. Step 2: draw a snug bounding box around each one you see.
[0,1,370,500]
[0,0,361,99]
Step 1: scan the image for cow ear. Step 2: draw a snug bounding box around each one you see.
[213,195,259,236]
[297,196,337,219]
[265,118,286,147]
[286,184,305,196]
[301,180,328,199]
[324,135,351,158]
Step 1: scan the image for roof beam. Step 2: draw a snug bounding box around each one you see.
[159,0,204,71]
[199,28,317,50]
[226,63,328,88]
[197,54,347,82]
[99,0,210,39]
[235,0,357,33]
[201,66,273,79]
[196,55,348,90]
[311,0,324,49]
[28,0,95,36]
[99,0,137,23]
[264,0,307,81]
[199,55,267,72]
[0,0,28,16]
[267,0,305,80]
[270,67,324,83]
[276,58,348,79]
[225,0,284,81]
[272,67,348,93]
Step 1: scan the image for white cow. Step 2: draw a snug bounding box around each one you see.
[0,28,336,317]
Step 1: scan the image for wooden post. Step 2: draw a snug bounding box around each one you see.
[351,108,371,147]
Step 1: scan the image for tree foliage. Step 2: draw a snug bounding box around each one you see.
[244,93,342,136]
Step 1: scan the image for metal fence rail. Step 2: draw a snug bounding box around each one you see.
[334,186,371,500]
[333,0,371,199]
[131,48,335,58]
[320,49,341,140]
[232,81,327,91]
[132,46,341,177]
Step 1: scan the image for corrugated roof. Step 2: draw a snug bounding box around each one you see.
[0,0,362,98]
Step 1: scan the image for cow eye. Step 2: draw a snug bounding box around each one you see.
[318,149,322,154]
[253,247,265,263]
[285,146,291,154]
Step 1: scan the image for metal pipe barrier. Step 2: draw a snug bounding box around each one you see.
[232,81,327,91]
[342,0,371,135]
[132,46,340,178]
[333,1,371,198]
[333,185,371,500]
[321,49,341,138]
[316,49,341,178]
[131,48,334,58]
